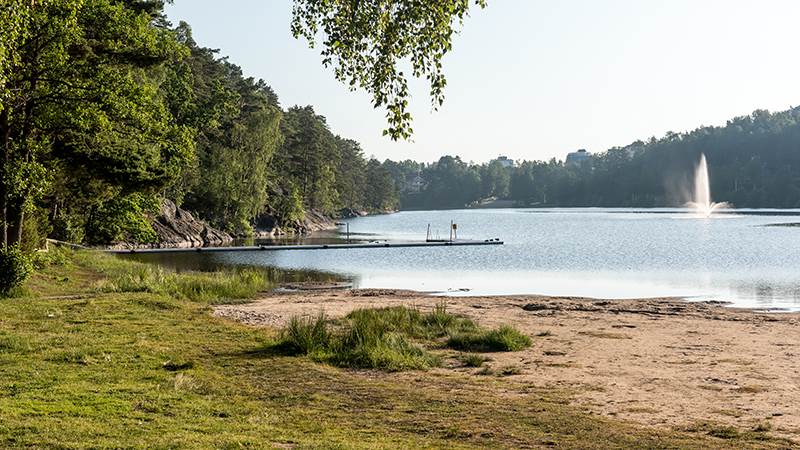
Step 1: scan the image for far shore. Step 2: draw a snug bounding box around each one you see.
[216,288,800,442]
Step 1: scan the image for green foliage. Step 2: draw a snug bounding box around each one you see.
[333,137,367,209]
[447,325,533,352]
[364,159,399,211]
[0,245,33,296]
[3,2,405,251]
[273,106,341,216]
[170,26,283,234]
[85,193,159,245]
[291,0,487,140]
[21,207,52,253]
[1,0,192,249]
[400,155,483,209]
[270,183,306,225]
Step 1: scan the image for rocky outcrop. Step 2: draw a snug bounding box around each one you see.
[148,200,233,248]
[303,209,337,232]
[338,208,368,219]
[253,209,338,237]
[252,213,286,238]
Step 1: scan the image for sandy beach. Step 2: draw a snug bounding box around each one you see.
[215,288,800,441]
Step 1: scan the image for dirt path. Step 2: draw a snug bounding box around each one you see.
[214,289,800,440]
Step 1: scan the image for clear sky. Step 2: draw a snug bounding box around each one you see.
[165,0,800,164]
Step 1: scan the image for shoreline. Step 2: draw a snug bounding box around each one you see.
[216,288,800,442]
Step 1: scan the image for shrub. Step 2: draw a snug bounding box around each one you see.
[84,193,159,245]
[447,325,532,352]
[31,246,69,270]
[0,245,33,296]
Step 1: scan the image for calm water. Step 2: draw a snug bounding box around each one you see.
[132,208,800,311]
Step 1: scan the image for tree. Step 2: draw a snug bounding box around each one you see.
[480,160,510,198]
[334,137,367,210]
[169,25,283,234]
[0,0,192,248]
[364,158,397,211]
[291,0,487,140]
[274,106,340,215]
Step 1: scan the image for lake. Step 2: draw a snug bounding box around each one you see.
[131,208,800,311]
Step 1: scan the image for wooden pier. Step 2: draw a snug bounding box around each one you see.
[109,239,504,254]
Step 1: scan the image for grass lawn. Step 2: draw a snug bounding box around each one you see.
[0,250,791,448]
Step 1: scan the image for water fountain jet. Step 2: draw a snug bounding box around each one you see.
[686,154,728,217]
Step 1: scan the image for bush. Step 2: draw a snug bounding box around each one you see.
[0,245,34,295]
[84,193,159,245]
[31,246,69,270]
[447,325,532,352]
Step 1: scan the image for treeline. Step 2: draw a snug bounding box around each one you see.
[1,0,398,257]
[383,107,800,209]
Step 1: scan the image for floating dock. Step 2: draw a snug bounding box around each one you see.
[109,239,504,254]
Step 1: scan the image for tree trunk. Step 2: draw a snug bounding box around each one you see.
[0,108,9,249]
[8,205,23,246]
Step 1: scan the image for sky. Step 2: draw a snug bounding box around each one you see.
[165,0,800,164]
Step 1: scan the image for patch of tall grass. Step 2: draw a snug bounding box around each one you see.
[447,325,532,352]
[281,314,331,355]
[278,304,531,371]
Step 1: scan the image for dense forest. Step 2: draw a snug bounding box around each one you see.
[0,0,405,291]
[0,1,399,253]
[385,107,800,210]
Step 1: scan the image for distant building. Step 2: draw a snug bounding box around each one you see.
[566,149,590,166]
[495,155,514,168]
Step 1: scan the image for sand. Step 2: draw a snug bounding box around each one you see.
[214,288,800,439]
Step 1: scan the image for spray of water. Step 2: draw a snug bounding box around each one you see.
[686,154,729,217]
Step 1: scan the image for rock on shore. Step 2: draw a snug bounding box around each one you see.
[253,209,338,237]
[149,199,233,248]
